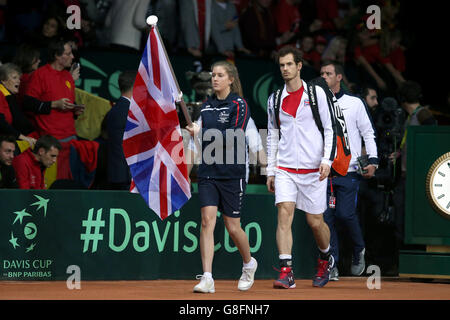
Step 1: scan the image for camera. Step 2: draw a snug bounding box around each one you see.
[373,97,405,164]
[374,97,405,140]
[357,155,369,175]
[177,70,214,127]
[71,62,80,72]
[185,70,213,102]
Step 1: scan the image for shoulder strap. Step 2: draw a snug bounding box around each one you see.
[272,88,282,129]
[306,80,324,138]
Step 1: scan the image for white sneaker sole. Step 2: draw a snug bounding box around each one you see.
[193,286,215,293]
[238,282,254,291]
[330,277,339,281]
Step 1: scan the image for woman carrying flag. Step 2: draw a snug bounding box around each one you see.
[186,61,257,293]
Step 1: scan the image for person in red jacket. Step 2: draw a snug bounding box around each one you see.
[22,39,89,182]
[12,135,61,189]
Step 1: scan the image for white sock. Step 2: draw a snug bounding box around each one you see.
[319,245,330,254]
[279,254,292,260]
[203,272,213,279]
[243,257,255,269]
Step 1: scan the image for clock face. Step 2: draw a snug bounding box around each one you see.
[426,152,450,219]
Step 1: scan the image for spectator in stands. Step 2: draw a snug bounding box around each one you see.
[314,35,327,56]
[84,0,113,47]
[353,27,387,91]
[298,34,314,57]
[23,39,82,140]
[12,44,41,82]
[381,30,406,78]
[146,0,178,53]
[61,32,82,83]
[12,44,41,105]
[211,0,250,59]
[0,135,18,188]
[315,0,344,33]
[26,15,65,48]
[84,0,113,25]
[380,0,400,30]
[105,70,135,190]
[38,0,97,49]
[298,34,321,72]
[239,0,277,58]
[22,39,94,183]
[354,26,405,93]
[296,0,322,36]
[74,14,98,49]
[322,35,355,90]
[12,134,61,189]
[0,63,37,147]
[322,35,348,66]
[180,0,213,58]
[73,1,98,49]
[274,0,301,48]
[302,34,327,72]
[104,0,150,52]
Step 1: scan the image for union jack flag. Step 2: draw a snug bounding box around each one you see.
[123,26,191,220]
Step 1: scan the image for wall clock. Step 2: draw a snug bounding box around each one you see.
[426,152,450,219]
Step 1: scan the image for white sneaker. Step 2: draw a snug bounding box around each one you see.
[238,257,258,291]
[193,275,215,293]
[329,266,339,281]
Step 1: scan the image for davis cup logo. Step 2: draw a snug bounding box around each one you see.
[8,195,49,253]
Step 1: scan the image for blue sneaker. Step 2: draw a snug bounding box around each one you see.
[312,255,335,287]
[273,267,296,289]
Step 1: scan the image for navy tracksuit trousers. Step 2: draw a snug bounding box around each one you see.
[324,172,365,263]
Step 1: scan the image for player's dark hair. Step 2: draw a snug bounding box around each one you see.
[118,70,137,93]
[397,81,423,104]
[321,61,345,76]
[360,85,377,99]
[33,135,61,154]
[0,135,16,145]
[48,39,71,63]
[276,45,304,64]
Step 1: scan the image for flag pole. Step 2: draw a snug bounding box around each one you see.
[146,15,193,127]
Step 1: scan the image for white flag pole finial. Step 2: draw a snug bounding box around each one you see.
[145,15,192,126]
[146,15,158,26]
